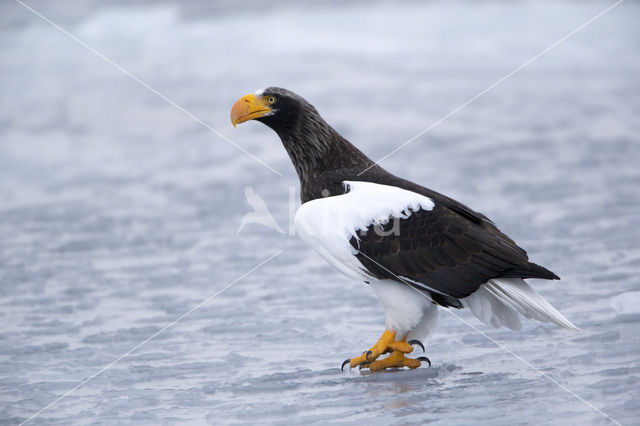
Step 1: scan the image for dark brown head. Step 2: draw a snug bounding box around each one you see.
[231,87,318,138]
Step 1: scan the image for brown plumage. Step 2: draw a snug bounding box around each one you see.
[251,87,558,308]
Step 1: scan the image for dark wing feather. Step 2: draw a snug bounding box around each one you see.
[350,203,559,308]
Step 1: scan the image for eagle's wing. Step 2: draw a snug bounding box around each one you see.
[295,180,435,282]
[295,180,559,309]
[351,202,559,307]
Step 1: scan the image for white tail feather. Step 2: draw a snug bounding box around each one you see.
[462,278,579,331]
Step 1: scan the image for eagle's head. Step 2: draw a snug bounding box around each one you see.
[230,87,309,134]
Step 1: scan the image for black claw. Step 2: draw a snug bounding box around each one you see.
[365,350,372,361]
[417,356,431,367]
[341,359,351,371]
[408,340,425,353]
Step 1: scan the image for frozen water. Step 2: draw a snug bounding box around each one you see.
[1,0,639,424]
[610,292,640,315]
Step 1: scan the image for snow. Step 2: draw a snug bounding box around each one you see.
[1,0,639,425]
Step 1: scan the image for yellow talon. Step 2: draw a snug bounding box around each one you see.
[346,330,415,369]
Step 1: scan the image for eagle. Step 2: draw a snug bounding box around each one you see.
[230,87,578,371]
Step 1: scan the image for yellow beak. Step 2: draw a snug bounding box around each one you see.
[230,94,271,127]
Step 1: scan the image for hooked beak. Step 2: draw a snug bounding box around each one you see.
[230,94,271,128]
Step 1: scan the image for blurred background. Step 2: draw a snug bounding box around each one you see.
[1,0,639,424]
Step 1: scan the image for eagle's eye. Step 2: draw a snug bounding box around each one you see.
[266,96,277,104]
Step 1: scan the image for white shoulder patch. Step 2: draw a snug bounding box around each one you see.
[294,181,435,281]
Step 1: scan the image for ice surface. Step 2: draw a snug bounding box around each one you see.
[1,0,639,424]
[610,292,640,315]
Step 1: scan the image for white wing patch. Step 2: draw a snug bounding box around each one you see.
[294,181,434,281]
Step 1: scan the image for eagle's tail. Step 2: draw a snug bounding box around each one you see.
[462,278,579,331]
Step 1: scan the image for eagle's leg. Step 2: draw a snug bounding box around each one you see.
[344,330,414,369]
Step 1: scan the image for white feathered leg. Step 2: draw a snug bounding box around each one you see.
[341,280,433,370]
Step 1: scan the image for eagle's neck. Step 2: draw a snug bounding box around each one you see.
[271,108,376,200]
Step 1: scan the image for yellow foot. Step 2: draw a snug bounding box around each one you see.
[364,350,430,371]
[341,330,429,371]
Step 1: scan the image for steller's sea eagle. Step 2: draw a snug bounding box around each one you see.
[230,87,578,371]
